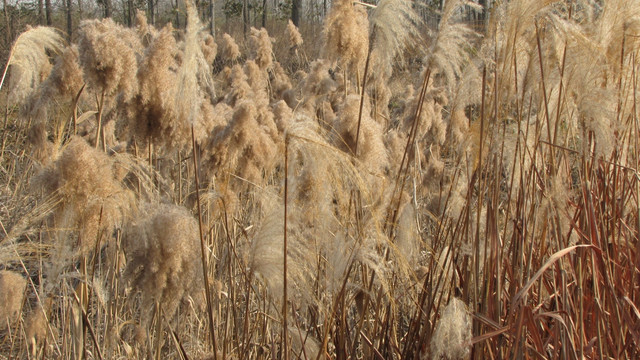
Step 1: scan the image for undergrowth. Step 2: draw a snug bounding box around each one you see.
[0,0,639,359]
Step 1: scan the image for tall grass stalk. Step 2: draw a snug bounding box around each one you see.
[191,126,218,358]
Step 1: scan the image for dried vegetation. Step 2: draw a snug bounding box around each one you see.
[1,0,639,358]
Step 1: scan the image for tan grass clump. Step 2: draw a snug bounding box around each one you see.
[245,60,269,101]
[369,0,420,79]
[201,34,218,66]
[127,25,179,148]
[218,33,241,63]
[22,44,85,162]
[401,78,447,143]
[331,94,388,174]
[135,9,157,44]
[224,64,253,107]
[286,20,303,51]
[42,45,85,100]
[324,0,369,76]
[176,0,216,129]
[431,297,472,359]
[35,137,133,256]
[203,101,280,189]
[271,62,293,99]
[424,0,480,92]
[77,18,141,99]
[2,26,64,104]
[0,270,27,329]
[248,189,320,307]
[248,27,274,70]
[24,304,48,356]
[122,203,202,320]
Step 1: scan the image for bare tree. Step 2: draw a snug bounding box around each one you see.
[209,0,214,35]
[45,0,52,25]
[127,0,133,26]
[104,0,112,17]
[291,0,301,27]
[243,0,248,36]
[37,0,44,24]
[66,0,72,40]
[148,0,155,25]
[3,0,10,44]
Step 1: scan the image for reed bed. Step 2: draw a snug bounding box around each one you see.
[0,0,639,358]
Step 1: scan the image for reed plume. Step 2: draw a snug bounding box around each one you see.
[122,203,202,320]
[248,27,274,70]
[0,270,26,329]
[331,94,388,175]
[324,0,369,77]
[77,18,141,100]
[203,101,281,189]
[286,20,303,51]
[34,137,133,257]
[424,0,480,92]
[174,0,215,142]
[201,34,218,66]
[1,26,64,104]
[127,24,179,149]
[431,297,472,359]
[218,33,241,63]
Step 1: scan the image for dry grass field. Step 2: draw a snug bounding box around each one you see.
[0,0,639,358]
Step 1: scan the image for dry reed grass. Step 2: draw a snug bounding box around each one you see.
[0,0,639,358]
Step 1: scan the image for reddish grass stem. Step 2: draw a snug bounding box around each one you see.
[191,125,218,359]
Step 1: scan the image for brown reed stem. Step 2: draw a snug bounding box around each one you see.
[282,134,289,360]
[191,125,218,359]
[94,89,105,149]
[535,21,555,171]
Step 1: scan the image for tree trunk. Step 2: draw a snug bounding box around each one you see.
[66,0,72,41]
[127,0,133,26]
[104,0,111,18]
[261,0,266,29]
[45,0,52,26]
[291,0,301,27]
[478,0,486,21]
[77,0,82,18]
[242,0,248,37]
[3,0,10,45]
[148,0,155,25]
[37,0,44,24]
[209,0,214,35]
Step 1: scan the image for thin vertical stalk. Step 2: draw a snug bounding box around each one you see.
[191,126,218,359]
[72,84,85,135]
[474,63,487,328]
[354,31,375,157]
[535,21,555,171]
[94,90,105,149]
[282,134,289,360]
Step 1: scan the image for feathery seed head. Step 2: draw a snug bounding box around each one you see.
[249,27,274,70]
[0,270,27,329]
[324,0,370,76]
[77,18,141,99]
[431,297,472,359]
[122,203,202,320]
[219,33,242,62]
[5,26,65,104]
[286,20,304,50]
